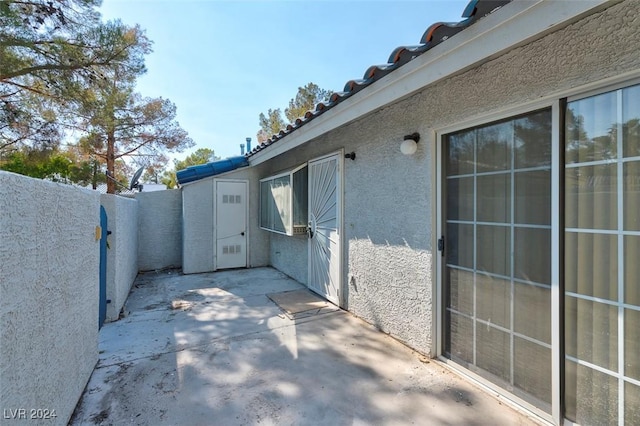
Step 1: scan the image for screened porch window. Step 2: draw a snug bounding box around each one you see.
[260,165,308,235]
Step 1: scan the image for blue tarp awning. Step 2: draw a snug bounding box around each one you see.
[176,156,249,185]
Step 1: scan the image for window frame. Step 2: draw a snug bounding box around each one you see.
[433,72,640,426]
[259,163,308,236]
[435,98,561,425]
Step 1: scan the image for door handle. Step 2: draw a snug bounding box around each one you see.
[241,232,245,236]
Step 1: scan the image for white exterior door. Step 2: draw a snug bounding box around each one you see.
[215,180,247,270]
[307,153,341,305]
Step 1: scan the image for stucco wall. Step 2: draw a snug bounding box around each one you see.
[0,171,100,426]
[101,194,138,322]
[253,0,640,356]
[404,0,640,131]
[181,166,269,274]
[270,233,307,285]
[182,178,214,274]
[136,190,182,271]
[255,113,433,353]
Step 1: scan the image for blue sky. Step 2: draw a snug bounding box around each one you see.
[99,0,470,161]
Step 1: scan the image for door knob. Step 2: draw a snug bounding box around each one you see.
[241,232,245,236]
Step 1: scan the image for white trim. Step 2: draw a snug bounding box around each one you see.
[249,0,614,166]
[437,73,640,142]
[437,99,555,138]
[566,76,640,103]
[565,227,640,237]
[565,155,640,168]
[618,82,628,426]
[212,179,217,270]
[259,170,291,183]
[259,163,309,236]
[566,292,640,313]
[338,149,344,308]
[447,165,551,179]
[429,128,440,358]
[550,100,561,425]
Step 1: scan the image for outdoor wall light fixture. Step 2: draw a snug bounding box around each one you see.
[344,152,356,161]
[400,132,420,156]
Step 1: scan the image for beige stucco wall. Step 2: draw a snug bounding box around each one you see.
[0,171,100,426]
[269,233,307,285]
[136,189,182,271]
[101,194,138,321]
[254,0,640,356]
[181,166,269,274]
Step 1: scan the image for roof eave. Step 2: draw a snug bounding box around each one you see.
[248,0,615,166]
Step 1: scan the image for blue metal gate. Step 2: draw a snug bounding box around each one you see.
[99,206,107,329]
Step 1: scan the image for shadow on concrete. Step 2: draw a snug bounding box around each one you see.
[70,267,539,426]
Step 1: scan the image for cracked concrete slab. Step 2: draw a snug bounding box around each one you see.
[71,267,543,426]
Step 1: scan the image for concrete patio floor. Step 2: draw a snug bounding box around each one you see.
[71,267,542,426]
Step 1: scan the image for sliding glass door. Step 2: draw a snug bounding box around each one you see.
[442,109,553,413]
[564,84,640,425]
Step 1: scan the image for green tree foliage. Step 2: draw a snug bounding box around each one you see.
[0,146,106,186]
[257,108,286,143]
[1,0,189,194]
[257,82,331,143]
[140,154,168,184]
[0,1,150,151]
[161,147,218,189]
[75,75,194,193]
[284,82,331,123]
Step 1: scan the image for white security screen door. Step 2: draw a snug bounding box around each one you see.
[215,180,247,269]
[307,153,341,305]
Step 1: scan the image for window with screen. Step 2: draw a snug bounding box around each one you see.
[260,164,308,235]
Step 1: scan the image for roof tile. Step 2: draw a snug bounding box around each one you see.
[248,0,512,157]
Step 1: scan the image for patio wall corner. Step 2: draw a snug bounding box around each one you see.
[136,189,182,271]
[0,171,99,425]
[100,193,139,322]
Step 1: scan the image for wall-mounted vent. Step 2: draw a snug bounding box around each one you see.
[222,245,242,254]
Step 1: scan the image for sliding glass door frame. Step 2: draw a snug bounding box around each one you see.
[435,99,562,425]
[563,83,640,426]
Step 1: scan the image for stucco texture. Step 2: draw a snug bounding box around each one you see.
[182,178,214,274]
[101,194,138,322]
[269,233,307,285]
[253,0,640,356]
[255,111,433,353]
[412,0,640,131]
[136,190,182,271]
[0,171,100,426]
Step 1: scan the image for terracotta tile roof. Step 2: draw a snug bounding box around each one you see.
[247,0,511,157]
